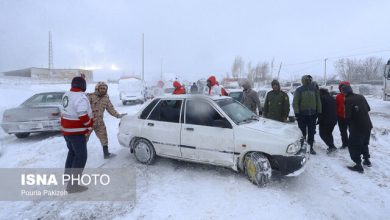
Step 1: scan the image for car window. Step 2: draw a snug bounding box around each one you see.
[215,98,257,124]
[22,93,63,106]
[185,99,228,127]
[148,99,182,123]
[229,92,242,102]
[44,93,63,103]
[140,99,160,119]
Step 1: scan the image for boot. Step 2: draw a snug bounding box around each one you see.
[310,145,316,155]
[363,158,372,167]
[326,147,337,154]
[103,146,116,159]
[347,164,364,173]
[66,183,88,194]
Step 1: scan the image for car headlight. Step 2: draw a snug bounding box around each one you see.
[286,141,301,154]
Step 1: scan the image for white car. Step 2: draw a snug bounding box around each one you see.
[118,95,309,186]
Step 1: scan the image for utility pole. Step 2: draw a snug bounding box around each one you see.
[160,58,163,81]
[142,33,144,81]
[324,58,328,86]
[48,31,53,76]
[277,62,282,80]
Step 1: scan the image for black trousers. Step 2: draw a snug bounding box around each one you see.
[348,128,371,164]
[64,134,87,171]
[337,117,349,147]
[319,122,336,149]
[297,115,317,146]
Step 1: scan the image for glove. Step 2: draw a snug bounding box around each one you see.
[118,113,128,118]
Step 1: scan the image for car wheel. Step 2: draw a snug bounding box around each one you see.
[15,133,30,138]
[244,152,272,187]
[122,101,127,105]
[133,139,156,164]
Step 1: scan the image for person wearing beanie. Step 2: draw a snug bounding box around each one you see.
[293,75,322,155]
[87,82,127,159]
[61,76,93,193]
[263,79,290,122]
[336,81,351,149]
[172,81,186,94]
[341,84,373,173]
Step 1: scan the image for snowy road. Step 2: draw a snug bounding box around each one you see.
[0,83,389,219]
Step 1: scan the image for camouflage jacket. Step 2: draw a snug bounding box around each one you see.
[87,92,120,126]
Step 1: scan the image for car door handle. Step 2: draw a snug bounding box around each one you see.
[147,123,154,127]
[185,127,194,131]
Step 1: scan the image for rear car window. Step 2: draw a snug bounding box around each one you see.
[140,99,160,119]
[148,99,182,123]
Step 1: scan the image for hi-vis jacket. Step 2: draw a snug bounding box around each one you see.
[60,88,94,136]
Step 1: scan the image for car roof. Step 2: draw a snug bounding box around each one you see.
[226,88,243,93]
[154,94,232,101]
[34,91,65,95]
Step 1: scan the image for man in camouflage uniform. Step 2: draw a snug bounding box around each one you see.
[263,80,290,122]
[87,82,127,159]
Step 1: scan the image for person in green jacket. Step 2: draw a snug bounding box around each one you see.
[293,75,322,155]
[263,80,290,122]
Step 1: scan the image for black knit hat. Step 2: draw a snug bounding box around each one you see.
[71,76,86,92]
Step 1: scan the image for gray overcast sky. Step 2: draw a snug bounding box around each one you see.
[1,0,390,82]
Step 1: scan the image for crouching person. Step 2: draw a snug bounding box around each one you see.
[61,76,93,193]
[87,82,127,159]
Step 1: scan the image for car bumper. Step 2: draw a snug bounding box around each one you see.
[1,119,60,134]
[271,146,310,176]
[117,132,132,147]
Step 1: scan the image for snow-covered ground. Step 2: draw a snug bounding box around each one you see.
[0,82,389,220]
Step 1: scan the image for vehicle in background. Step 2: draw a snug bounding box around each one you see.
[384,59,390,101]
[1,92,64,138]
[119,78,147,105]
[227,88,243,102]
[118,95,309,186]
[282,82,301,94]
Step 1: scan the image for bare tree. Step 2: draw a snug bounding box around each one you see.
[232,56,245,79]
[254,62,270,82]
[334,57,384,83]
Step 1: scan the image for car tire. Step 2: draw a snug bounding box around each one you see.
[15,133,30,138]
[122,101,127,105]
[133,138,156,164]
[243,152,272,187]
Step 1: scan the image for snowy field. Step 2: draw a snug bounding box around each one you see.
[0,82,389,220]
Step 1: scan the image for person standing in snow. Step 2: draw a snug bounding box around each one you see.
[341,84,373,173]
[87,82,127,159]
[318,88,337,154]
[240,80,261,115]
[61,76,93,193]
[263,79,290,121]
[172,81,186,94]
[206,76,222,96]
[336,81,350,149]
[293,75,322,155]
[190,82,198,94]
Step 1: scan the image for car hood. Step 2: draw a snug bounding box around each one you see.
[240,118,302,140]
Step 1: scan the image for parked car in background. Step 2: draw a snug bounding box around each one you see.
[119,78,147,105]
[1,92,64,138]
[227,88,243,102]
[118,95,309,186]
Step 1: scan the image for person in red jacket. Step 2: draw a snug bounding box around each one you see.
[172,81,186,94]
[61,76,93,193]
[335,81,350,149]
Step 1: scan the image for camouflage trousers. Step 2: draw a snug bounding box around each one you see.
[86,122,108,146]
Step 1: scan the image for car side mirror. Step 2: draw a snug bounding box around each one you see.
[213,119,232,129]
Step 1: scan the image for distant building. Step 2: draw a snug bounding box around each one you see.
[1,67,93,82]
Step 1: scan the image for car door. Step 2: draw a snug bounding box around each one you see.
[142,99,183,158]
[180,99,235,166]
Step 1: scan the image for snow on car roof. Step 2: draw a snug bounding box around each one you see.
[153,94,232,100]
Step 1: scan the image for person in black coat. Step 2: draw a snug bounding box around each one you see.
[341,84,373,173]
[318,88,337,154]
[190,82,198,94]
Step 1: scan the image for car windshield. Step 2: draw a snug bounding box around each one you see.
[22,93,64,106]
[215,98,258,125]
